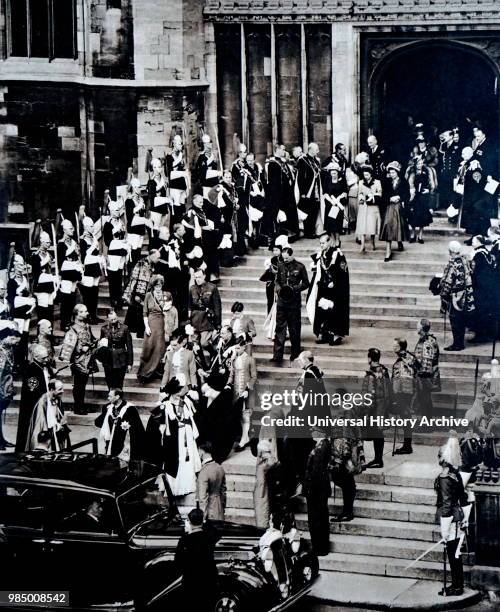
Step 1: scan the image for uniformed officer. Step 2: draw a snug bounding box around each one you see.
[97,309,134,390]
[188,268,222,348]
[79,217,103,324]
[271,247,309,364]
[435,436,470,597]
[31,230,56,323]
[59,304,97,415]
[57,219,83,331]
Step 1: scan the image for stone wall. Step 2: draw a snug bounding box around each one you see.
[0,84,82,223]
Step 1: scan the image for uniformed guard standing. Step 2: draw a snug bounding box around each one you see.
[79,217,103,324]
[435,436,469,597]
[194,134,221,198]
[271,247,309,364]
[31,231,56,323]
[57,219,83,331]
[165,134,190,224]
[103,201,130,311]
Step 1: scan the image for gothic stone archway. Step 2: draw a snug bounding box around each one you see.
[361,33,500,165]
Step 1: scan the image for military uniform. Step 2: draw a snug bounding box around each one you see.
[273,258,309,361]
[57,238,82,330]
[434,469,468,594]
[60,321,96,415]
[98,321,133,390]
[79,233,102,323]
[31,248,56,322]
[361,363,392,466]
[104,220,129,310]
[165,150,189,222]
[188,281,222,346]
[194,151,220,198]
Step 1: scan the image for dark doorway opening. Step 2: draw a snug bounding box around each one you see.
[371,42,499,164]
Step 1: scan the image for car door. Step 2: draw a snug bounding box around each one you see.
[0,481,54,590]
[43,489,134,607]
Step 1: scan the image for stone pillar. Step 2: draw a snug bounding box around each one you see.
[306,24,332,156]
[331,23,359,157]
[246,24,272,164]
[215,25,242,168]
[204,21,219,152]
[276,25,302,150]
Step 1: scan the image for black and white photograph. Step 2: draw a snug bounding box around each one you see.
[0,0,499,610]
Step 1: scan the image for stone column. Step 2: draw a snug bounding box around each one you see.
[331,23,360,157]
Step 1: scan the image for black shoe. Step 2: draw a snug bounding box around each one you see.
[315,337,329,345]
[394,445,413,455]
[384,255,392,263]
[417,238,424,244]
[468,335,488,344]
[365,459,384,469]
[439,586,464,597]
[330,513,354,523]
[270,358,283,365]
[409,236,416,243]
[444,344,464,351]
[398,242,404,252]
[331,337,343,346]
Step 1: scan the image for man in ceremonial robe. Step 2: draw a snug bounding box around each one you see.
[296,142,322,238]
[15,344,52,452]
[306,233,350,346]
[95,388,145,460]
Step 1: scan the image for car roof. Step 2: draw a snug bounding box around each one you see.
[0,453,161,497]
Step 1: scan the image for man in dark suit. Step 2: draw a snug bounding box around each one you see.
[296,142,322,238]
[175,507,219,610]
[97,309,134,390]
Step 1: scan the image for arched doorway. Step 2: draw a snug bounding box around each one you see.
[369,41,499,163]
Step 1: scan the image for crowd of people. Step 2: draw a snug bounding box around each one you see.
[0,121,498,592]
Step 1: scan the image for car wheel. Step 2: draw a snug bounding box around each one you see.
[214,591,242,612]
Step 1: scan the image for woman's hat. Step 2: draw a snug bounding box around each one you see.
[386,161,401,174]
[360,164,374,175]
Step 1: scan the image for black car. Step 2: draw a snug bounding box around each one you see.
[0,452,318,611]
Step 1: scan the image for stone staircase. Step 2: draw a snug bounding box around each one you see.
[4,214,493,588]
[222,447,475,584]
[7,214,493,418]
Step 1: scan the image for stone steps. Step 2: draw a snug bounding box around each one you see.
[228,490,436,524]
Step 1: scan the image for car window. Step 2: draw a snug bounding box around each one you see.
[118,476,170,532]
[47,490,118,536]
[0,483,48,529]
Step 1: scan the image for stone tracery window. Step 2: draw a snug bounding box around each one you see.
[8,0,77,59]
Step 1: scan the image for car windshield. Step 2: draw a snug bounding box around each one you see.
[118,476,170,532]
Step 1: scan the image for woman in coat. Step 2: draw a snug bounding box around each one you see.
[355,165,382,253]
[407,158,435,243]
[380,161,410,262]
[137,276,178,382]
[322,164,348,247]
